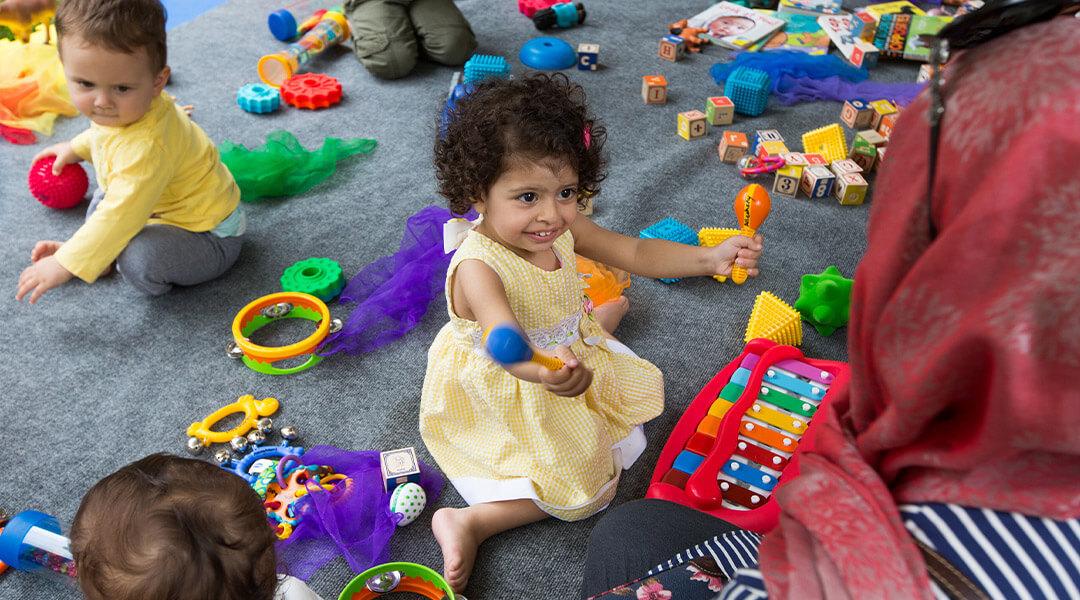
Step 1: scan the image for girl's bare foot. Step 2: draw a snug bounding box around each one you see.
[592,296,630,335]
[30,240,63,262]
[432,507,480,592]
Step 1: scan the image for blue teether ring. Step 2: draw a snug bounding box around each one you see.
[237,83,282,114]
[225,443,306,483]
[519,37,577,70]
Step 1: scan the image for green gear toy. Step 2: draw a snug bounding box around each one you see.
[794,265,853,336]
[281,257,345,302]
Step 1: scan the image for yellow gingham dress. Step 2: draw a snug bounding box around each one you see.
[420,229,664,521]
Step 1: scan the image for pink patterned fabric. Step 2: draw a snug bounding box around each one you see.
[759,17,1080,599]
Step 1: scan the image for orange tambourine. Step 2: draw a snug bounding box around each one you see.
[229,292,337,375]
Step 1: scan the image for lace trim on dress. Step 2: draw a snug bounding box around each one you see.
[470,312,582,354]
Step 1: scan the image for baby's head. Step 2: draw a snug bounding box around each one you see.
[55,0,169,127]
[71,453,278,600]
[435,73,607,216]
[435,74,607,255]
[708,15,755,38]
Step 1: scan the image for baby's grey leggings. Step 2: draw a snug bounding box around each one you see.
[87,189,243,296]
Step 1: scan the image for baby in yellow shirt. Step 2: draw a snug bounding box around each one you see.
[16,0,244,303]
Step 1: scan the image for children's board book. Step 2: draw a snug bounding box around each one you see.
[903,15,952,61]
[687,2,786,49]
[819,14,880,68]
[748,11,831,55]
[863,1,925,22]
[777,0,843,16]
[874,12,915,58]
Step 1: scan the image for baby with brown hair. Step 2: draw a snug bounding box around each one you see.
[72,453,322,600]
[17,0,245,303]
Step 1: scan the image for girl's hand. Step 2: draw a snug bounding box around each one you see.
[32,142,81,175]
[711,234,764,278]
[16,256,73,304]
[539,346,593,397]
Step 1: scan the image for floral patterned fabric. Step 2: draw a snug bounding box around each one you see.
[755,16,1080,600]
[587,530,762,600]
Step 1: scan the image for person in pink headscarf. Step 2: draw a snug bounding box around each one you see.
[582,11,1080,600]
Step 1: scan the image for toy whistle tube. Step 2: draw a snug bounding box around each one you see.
[258,11,350,87]
[0,511,78,589]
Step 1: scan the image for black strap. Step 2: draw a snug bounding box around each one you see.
[913,537,990,600]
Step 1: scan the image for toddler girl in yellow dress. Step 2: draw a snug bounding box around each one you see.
[421,73,764,592]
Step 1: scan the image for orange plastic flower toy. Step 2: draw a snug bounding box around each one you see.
[730,184,771,284]
[577,255,630,307]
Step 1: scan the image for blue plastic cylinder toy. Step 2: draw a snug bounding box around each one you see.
[0,510,78,588]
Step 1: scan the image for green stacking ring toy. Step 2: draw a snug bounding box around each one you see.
[338,562,458,600]
[281,257,346,302]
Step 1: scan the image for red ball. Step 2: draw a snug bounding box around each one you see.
[28,157,89,210]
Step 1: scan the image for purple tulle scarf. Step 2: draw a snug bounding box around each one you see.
[319,206,477,356]
[709,50,924,107]
[276,445,445,579]
[711,50,869,90]
[775,75,925,106]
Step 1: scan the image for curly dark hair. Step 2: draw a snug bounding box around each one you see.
[434,72,607,215]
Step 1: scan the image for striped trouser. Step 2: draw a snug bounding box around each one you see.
[642,503,1079,600]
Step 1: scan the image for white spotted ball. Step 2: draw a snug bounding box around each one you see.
[389,482,426,527]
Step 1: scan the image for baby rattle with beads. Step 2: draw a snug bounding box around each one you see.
[483,324,564,370]
[730,183,771,285]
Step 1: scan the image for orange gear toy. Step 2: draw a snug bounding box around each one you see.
[281,73,343,109]
[668,19,710,52]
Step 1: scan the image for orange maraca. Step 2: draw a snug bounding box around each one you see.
[730,183,771,284]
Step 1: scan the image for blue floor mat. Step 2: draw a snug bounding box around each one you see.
[163,0,229,30]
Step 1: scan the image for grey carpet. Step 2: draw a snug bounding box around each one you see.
[0,1,916,598]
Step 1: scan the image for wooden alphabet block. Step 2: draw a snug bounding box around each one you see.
[380,447,421,492]
[757,140,789,158]
[781,152,809,169]
[705,96,735,126]
[800,165,836,200]
[849,146,877,172]
[718,131,750,163]
[869,99,898,130]
[642,75,668,105]
[773,165,801,197]
[830,158,863,177]
[877,113,898,139]
[577,43,599,71]
[752,129,784,154]
[840,99,874,129]
[678,110,708,140]
[659,34,686,62]
[836,172,869,205]
[855,129,887,149]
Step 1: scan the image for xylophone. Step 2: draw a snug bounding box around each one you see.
[647,338,849,532]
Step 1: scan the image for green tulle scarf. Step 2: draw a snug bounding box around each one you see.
[220,130,376,203]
